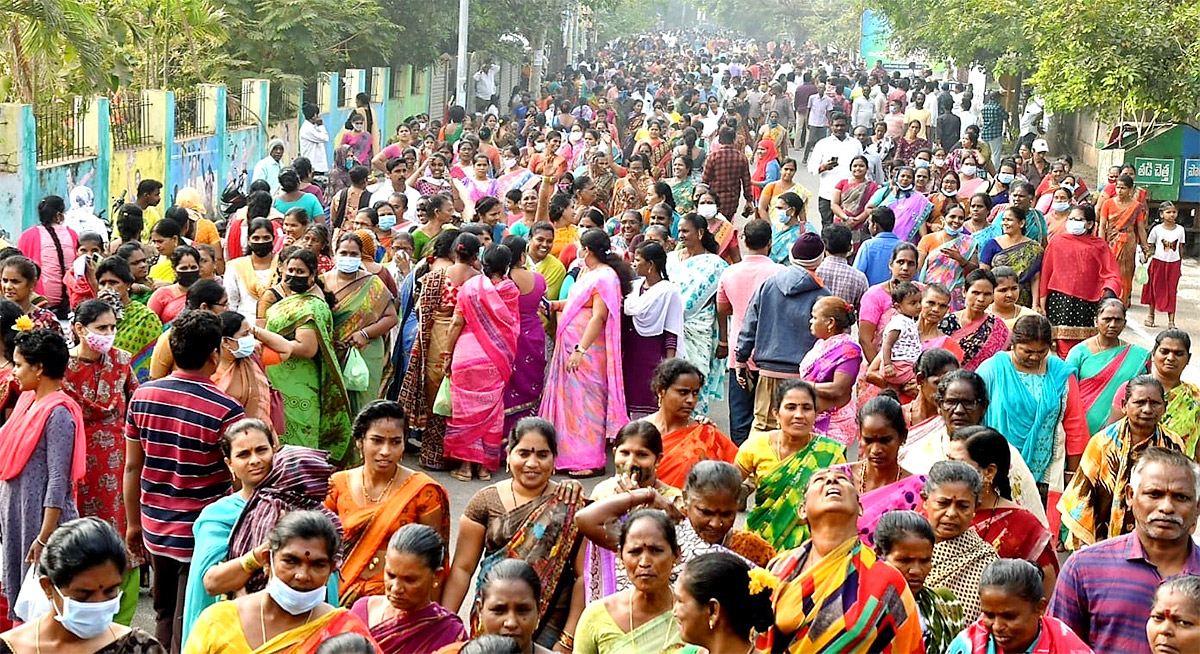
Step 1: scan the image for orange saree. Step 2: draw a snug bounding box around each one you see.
[656,423,739,488]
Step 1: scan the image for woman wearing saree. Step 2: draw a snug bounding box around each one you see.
[666,214,728,416]
[1066,299,1151,437]
[761,467,923,654]
[182,422,338,644]
[922,461,999,621]
[666,156,696,214]
[767,191,820,265]
[830,156,879,247]
[947,559,1092,654]
[213,312,293,428]
[947,426,1058,598]
[934,270,1007,373]
[979,206,1043,308]
[1098,174,1150,306]
[977,315,1089,495]
[444,245,521,480]
[799,296,863,445]
[622,242,683,416]
[749,139,780,203]
[917,204,977,311]
[351,524,466,653]
[927,171,966,234]
[1039,204,1123,357]
[866,166,934,244]
[399,231,479,470]
[184,511,376,654]
[759,158,819,225]
[645,359,738,488]
[1108,330,1200,457]
[443,419,585,650]
[835,394,927,544]
[97,256,163,383]
[738,380,847,551]
[892,120,930,167]
[857,243,920,365]
[263,249,353,464]
[874,511,968,654]
[327,400,449,607]
[610,154,654,218]
[573,510,685,654]
[540,229,629,476]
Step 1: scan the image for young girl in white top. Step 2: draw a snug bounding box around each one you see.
[1143,201,1185,329]
[869,281,924,391]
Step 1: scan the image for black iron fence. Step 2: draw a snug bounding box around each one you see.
[34,101,90,164]
[174,91,203,139]
[110,97,155,150]
[270,82,299,123]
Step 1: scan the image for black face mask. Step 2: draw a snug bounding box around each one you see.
[248,241,275,258]
[176,270,200,288]
[285,275,311,294]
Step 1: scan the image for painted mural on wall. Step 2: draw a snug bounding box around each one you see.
[0,173,23,242]
[110,146,166,208]
[170,136,221,215]
[31,159,100,237]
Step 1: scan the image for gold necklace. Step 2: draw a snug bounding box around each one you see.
[361,465,399,504]
[260,597,314,647]
[34,615,117,653]
[857,460,901,493]
[627,589,675,651]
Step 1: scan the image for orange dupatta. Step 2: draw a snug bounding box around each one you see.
[656,423,739,488]
[0,390,86,482]
[330,471,449,605]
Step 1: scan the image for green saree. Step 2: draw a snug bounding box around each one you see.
[265,292,353,463]
[746,435,847,551]
[331,273,393,416]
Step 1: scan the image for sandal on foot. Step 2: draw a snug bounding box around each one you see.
[450,467,473,482]
[1145,318,1157,328]
[477,467,492,481]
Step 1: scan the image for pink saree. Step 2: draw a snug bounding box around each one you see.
[539,266,627,471]
[945,312,1010,371]
[445,276,520,470]
[799,333,863,446]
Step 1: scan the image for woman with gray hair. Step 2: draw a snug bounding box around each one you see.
[947,558,1091,653]
[1148,575,1200,653]
[921,460,998,620]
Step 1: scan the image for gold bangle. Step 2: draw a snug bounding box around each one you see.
[558,632,575,649]
[240,551,263,573]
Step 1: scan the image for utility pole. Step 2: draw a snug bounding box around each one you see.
[455,0,469,109]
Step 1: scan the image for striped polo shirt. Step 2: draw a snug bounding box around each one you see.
[1048,532,1200,654]
[125,371,244,561]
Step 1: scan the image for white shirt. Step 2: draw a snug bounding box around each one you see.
[807,134,863,200]
[368,183,421,224]
[473,64,499,100]
[851,96,875,129]
[299,120,330,172]
[956,108,978,137]
[1149,224,1185,264]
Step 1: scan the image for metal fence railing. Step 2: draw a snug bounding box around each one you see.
[270,82,299,123]
[174,91,203,139]
[34,101,90,164]
[110,97,155,150]
[226,90,255,129]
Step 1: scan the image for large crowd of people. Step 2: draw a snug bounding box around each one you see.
[0,28,1195,654]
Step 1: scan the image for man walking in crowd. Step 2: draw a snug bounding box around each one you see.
[703,127,753,219]
[817,223,869,310]
[807,112,862,225]
[298,103,329,179]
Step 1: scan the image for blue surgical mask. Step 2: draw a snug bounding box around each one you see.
[265,556,326,615]
[53,586,121,640]
[378,214,397,231]
[775,208,793,224]
[997,172,1015,184]
[1052,201,1071,213]
[336,256,361,273]
[944,225,961,236]
[233,334,257,358]
[915,159,931,169]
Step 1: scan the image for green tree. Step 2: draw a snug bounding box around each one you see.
[861,0,1031,74]
[1026,0,1200,127]
[0,0,109,103]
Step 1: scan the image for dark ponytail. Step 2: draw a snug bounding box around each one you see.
[681,212,719,254]
[36,195,69,317]
[579,228,633,296]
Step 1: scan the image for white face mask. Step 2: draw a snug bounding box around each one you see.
[568,131,583,143]
[502,157,517,170]
[961,164,978,177]
[83,330,115,354]
[697,203,718,219]
[534,142,546,153]
[53,587,122,640]
[266,557,326,615]
[1065,219,1088,236]
[933,158,946,167]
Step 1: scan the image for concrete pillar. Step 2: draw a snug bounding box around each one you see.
[343,69,366,107]
[373,67,391,143]
[0,103,37,233]
[83,96,111,225]
[143,90,176,203]
[244,78,270,158]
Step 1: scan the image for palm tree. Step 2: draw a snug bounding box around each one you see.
[0,0,109,103]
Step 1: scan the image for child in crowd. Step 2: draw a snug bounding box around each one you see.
[870,281,924,391]
[1143,201,1184,329]
[63,231,104,306]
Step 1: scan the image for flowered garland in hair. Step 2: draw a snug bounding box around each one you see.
[12,315,33,332]
[748,567,780,596]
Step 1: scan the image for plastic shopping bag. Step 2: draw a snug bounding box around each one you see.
[13,565,51,622]
[342,348,370,392]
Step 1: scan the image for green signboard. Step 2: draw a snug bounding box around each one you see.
[1134,157,1176,186]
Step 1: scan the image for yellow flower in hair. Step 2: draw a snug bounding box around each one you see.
[747,567,779,596]
[13,315,33,332]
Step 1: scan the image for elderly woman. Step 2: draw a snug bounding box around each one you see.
[875,511,968,654]
[1066,299,1151,437]
[947,559,1091,654]
[922,461,999,621]
[947,426,1058,598]
[799,296,863,445]
[977,315,1089,495]
[904,348,962,427]
[737,380,847,551]
[1058,375,1186,551]
[1148,576,1200,654]
[672,552,775,654]
[938,269,1010,371]
[1107,329,1200,457]
[185,511,376,653]
[901,369,1048,525]
[762,467,924,653]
